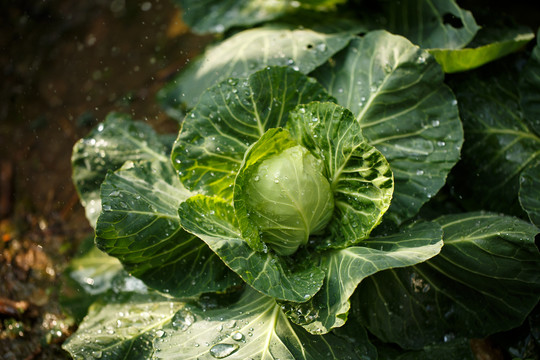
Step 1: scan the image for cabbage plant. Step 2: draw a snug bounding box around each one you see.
[63,5,540,359]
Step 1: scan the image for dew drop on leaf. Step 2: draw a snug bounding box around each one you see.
[231,331,244,341]
[209,343,239,358]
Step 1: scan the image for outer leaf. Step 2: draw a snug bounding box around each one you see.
[178,195,325,302]
[376,337,474,360]
[428,28,534,73]
[520,28,540,135]
[72,113,170,227]
[313,31,463,224]
[61,240,127,322]
[154,287,362,359]
[175,0,345,34]
[171,66,333,200]
[288,102,394,249]
[158,24,356,112]
[378,0,479,49]
[282,221,442,334]
[448,57,540,215]
[354,212,540,349]
[66,244,124,296]
[519,161,540,226]
[233,128,299,252]
[96,160,238,297]
[62,292,185,360]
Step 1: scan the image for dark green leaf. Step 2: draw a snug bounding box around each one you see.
[448,57,540,215]
[175,0,345,34]
[288,102,394,249]
[519,161,540,226]
[313,31,463,224]
[96,160,238,297]
[282,221,442,334]
[158,24,356,112]
[520,29,540,135]
[178,195,326,302]
[171,66,333,200]
[377,0,479,49]
[376,337,474,360]
[72,113,170,227]
[354,212,540,349]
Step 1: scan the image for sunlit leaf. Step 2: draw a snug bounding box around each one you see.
[428,27,534,73]
[178,195,326,302]
[171,66,333,201]
[72,113,170,227]
[282,221,442,334]
[158,24,356,114]
[288,102,394,249]
[96,160,239,297]
[313,31,463,224]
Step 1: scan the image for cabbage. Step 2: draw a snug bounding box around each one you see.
[245,145,334,255]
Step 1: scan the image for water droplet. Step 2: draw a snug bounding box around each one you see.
[416,169,424,175]
[91,351,103,358]
[437,141,446,147]
[369,85,377,93]
[231,331,244,341]
[254,175,260,182]
[443,333,455,342]
[172,311,195,331]
[103,204,112,211]
[417,55,426,64]
[209,343,239,358]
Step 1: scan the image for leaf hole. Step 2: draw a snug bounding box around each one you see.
[442,13,464,28]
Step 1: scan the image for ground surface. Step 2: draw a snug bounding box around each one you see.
[0,1,208,358]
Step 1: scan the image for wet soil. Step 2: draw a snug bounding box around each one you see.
[0,1,209,358]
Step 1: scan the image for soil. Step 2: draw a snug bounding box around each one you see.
[0,1,209,358]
